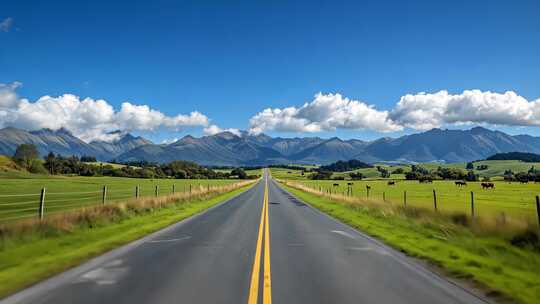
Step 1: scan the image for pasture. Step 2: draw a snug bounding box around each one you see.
[297,179,539,222]
[272,160,540,180]
[0,175,239,222]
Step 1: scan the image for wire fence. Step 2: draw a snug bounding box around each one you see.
[0,182,220,223]
[294,180,540,225]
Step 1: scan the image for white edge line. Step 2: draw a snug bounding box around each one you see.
[146,236,192,243]
[271,178,491,304]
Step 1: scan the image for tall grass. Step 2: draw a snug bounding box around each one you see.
[0,180,255,243]
[279,179,539,237]
[278,180,540,304]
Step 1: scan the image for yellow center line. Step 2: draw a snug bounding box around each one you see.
[247,173,272,304]
[263,178,272,304]
[247,178,267,304]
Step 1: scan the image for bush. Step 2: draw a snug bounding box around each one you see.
[391,168,404,174]
[13,144,39,169]
[510,230,539,251]
[349,172,363,180]
[28,160,48,174]
[309,171,333,180]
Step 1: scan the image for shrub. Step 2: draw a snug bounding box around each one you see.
[510,230,539,251]
[28,160,48,174]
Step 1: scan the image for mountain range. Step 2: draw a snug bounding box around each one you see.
[1,126,539,165]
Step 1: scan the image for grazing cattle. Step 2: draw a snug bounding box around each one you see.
[481,182,495,189]
[455,181,467,187]
[519,179,529,184]
[333,183,339,187]
[347,182,354,186]
[387,181,396,186]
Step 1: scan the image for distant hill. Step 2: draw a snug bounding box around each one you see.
[486,152,540,162]
[1,126,540,165]
[119,132,288,166]
[0,127,150,160]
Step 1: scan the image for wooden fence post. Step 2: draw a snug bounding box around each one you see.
[39,187,46,220]
[155,185,159,197]
[189,184,192,195]
[136,185,140,199]
[433,189,437,211]
[172,184,175,194]
[366,186,370,198]
[536,196,540,228]
[383,192,385,202]
[403,190,407,207]
[471,191,475,218]
[102,185,107,205]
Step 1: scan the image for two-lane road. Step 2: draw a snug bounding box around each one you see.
[2,170,486,304]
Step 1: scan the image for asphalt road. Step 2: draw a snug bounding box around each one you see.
[2,170,487,304]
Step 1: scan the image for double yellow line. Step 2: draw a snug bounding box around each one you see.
[247,177,272,304]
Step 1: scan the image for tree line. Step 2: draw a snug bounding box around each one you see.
[10,144,257,180]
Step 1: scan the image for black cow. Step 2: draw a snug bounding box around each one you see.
[481,182,495,189]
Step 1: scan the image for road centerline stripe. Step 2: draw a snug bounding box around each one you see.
[247,179,267,304]
[263,178,272,304]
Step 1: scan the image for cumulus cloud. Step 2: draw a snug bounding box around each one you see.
[0,17,13,32]
[203,124,241,136]
[249,91,540,134]
[248,93,402,134]
[0,82,210,142]
[390,90,540,130]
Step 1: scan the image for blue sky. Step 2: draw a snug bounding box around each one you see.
[1,0,539,143]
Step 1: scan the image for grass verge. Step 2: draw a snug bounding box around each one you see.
[280,182,540,304]
[0,181,255,298]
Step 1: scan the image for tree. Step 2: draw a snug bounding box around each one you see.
[80,155,97,162]
[391,168,404,174]
[28,161,48,174]
[465,170,479,181]
[349,172,363,180]
[231,168,247,179]
[309,171,332,180]
[466,162,474,170]
[44,152,57,174]
[13,144,39,169]
[378,167,390,178]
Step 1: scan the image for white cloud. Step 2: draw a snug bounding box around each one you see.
[0,82,210,142]
[249,91,540,134]
[203,124,241,136]
[0,82,22,108]
[389,90,540,130]
[248,93,402,134]
[0,17,13,32]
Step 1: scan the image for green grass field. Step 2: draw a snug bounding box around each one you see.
[272,160,540,180]
[0,175,239,222]
[280,184,540,304]
[271,168,540,223]
[0,183,253,298]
